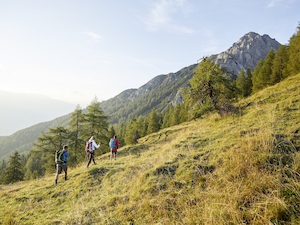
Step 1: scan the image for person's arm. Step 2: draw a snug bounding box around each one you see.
[94,140,100,148]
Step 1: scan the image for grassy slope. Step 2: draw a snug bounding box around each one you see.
[1,74,300,225]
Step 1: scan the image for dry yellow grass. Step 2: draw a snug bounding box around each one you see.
[1,74,300,225]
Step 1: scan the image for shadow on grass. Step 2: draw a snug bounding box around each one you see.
[119,144,149,157]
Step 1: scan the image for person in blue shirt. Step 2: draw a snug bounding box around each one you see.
[55,145,69,185]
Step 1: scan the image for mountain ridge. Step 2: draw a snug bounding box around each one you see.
[210,31,280,77]
[101,31,280,123]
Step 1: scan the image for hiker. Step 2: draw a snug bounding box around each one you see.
[55,145,69,185]
[86,136,101,168]
[109,135,119,160]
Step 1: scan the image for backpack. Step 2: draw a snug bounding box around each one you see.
[85,141,92,153]
[55,149,64,163]
[109,139,116,149]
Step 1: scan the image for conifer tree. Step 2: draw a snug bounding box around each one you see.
[34,126,69,173]
[0,159,7,183]
[287,24,300,76]
[271,45,289,84]
[236,69,248,97]
[83,97,109,145]
[124,119,140,145]
[245,68,253,95]
[68,105,85,164]
[162,106,172,129]
[136,116,147,137]
[252,59,264,93]
[109,126,117,139]
[260,49,275,86]
[147,109,160,134]
[170,105,181,126]
[3,151,24,184]
[24,152,44,180]
[187,59,234,118]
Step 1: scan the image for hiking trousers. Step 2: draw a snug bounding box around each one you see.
[87,151,96,167]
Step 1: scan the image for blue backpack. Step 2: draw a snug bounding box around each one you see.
[109,139,116,148]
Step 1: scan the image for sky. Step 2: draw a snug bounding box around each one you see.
[0,0,299,108]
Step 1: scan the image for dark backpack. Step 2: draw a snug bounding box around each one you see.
[85,141,92,153]
[55,149,64,163]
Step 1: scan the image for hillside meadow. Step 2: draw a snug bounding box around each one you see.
[1,74,300,225]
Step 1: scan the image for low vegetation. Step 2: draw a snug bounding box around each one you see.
[1,73,300,224]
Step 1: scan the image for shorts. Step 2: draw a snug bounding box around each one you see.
[111,148,117,154]
[56,163,67,174]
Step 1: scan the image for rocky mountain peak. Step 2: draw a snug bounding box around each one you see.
[211,32,281,77]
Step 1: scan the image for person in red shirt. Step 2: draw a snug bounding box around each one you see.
[109,135,119,160]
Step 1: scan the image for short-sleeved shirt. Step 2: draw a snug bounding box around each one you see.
[62,151,69,163]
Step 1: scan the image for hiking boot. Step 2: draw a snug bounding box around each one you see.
[54,180,57,185]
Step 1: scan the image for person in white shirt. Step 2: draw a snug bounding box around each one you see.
[86,136,101,168]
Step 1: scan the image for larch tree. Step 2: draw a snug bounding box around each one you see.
[252,59,265,93]
[68,105,85,164]
[147,109,160,135]
[287,24,300,76]
[83,97,109,146]
[236,69,248,97]
[186,58,234,118]
[34,126,69,173]
[271,45,289,84]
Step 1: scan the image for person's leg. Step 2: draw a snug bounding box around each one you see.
[55,164,62,185]
[110,149,113,160]
[63,164,68,180]
[92,152,96,164]
[87,153,92,167]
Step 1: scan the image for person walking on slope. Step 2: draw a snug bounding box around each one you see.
[86,136,101,168]
[109,135,119,160]
[55,145,69,185]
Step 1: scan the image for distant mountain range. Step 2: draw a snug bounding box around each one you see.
[0,91,75,136]
[0,32,281,160]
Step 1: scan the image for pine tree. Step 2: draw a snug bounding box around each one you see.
[3,151,24,184]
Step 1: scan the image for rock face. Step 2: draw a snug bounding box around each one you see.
[210,32,281,77]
